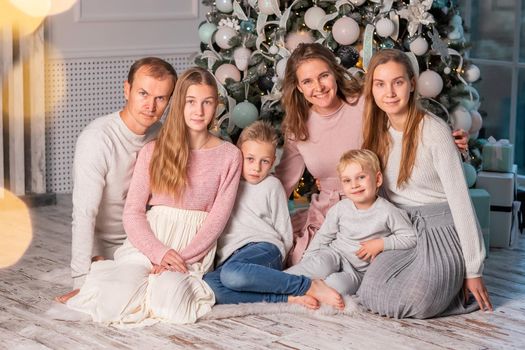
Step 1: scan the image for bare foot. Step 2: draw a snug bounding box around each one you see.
[54,289,80,304]
[288,295,320,310]
[306,280,345,310]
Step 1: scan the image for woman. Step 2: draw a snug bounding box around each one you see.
[275,43,467,266]
[66,67,242,325]
[357,49,492,318]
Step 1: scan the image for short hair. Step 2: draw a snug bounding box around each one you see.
[127,57,177,86]
[337,149,381,175]
[236,121,279,150]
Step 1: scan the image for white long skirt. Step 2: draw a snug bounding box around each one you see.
[67,206,216,326]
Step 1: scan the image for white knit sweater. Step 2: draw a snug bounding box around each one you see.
[383,115,485,278]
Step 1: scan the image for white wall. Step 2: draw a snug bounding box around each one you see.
[45,0,207,193]
[46,0,205,58]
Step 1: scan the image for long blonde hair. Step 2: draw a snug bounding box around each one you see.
[149,67,218,197]
[361,49,423,188]
[281,43,362,141]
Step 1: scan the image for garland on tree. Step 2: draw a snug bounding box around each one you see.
[196,0,485,173]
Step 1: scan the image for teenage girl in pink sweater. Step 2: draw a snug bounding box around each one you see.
[66,67,242,325]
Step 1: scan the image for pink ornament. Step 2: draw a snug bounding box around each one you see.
[285,31,314,52]
[450,106,472,132]
[233,47,252,71]
[375,18,395,38]
[332,17,360,45]
[215,26,237,49]
[469,110,483,134]
[304,6,326,30]
[215,64,241,84]
[417,70,443,98]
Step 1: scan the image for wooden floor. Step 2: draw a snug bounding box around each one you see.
[1,194,525,350]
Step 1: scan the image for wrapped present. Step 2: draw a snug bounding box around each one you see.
[475,167,517,248]
[482,137,514,172]
[469,188,490,229]
[482,228,490,258]
[476,171,515,207]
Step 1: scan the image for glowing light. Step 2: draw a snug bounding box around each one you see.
[0,189,33,268]
[9,0,51,17]
[0,0,46,36]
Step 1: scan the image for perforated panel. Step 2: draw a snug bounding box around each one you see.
[45,54,192,193]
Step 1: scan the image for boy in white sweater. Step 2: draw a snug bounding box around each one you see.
[204,121,344,310]
[286,149,416,295]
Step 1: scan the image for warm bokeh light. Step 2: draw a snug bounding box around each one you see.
[48,0,77,15]
[0,0,45,36]
[0,189,33,268]
[9,0,52,17]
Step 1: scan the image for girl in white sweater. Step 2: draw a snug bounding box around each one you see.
[357,49,492,318]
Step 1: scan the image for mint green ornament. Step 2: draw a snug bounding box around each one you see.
[198,23,217,44]
[232,100,258,128]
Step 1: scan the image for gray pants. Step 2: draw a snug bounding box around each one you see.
[285,248,364,295]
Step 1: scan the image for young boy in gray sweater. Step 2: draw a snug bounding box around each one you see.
[204,121,345,310]
[286,149,417,295]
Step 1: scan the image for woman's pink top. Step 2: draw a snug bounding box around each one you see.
[275,99,365,265]
[123,141,242,265]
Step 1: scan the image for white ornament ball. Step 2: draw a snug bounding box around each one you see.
[215,26,237,49]
[464,64,480,83]
[332,17,360,45]
[276,58,288,79]
[450,106,472,132]
[409,37,428,56]
[216,0,233,13]
[285,31,315,52]
[232,100,259,128]
[444,66,452,74]
[304,6,326,30]
[417,70,443,98]
[269,45,279,55]
[375,18,395,38]
[215,64,241,84]
[469,110,483,134]
[258,0,275,15]
[233,47,252,71]
[350,0,366,5]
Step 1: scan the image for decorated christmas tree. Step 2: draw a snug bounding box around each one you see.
[195,0,484,191]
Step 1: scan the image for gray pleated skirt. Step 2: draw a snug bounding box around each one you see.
[356,202,479,319]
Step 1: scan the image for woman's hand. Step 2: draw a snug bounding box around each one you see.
[356,239,384,262]
[160,249,188,273]
[463,277,493,311]
[150,264,167,275]
[452,129,469,152]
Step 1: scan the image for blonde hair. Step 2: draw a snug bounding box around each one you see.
[236,120,279,150]
[361,49,423,188]
[149,67,218,197]
[281,43,362,141]
[337,149,381,176]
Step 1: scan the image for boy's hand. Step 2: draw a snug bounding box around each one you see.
[356,239,384,262]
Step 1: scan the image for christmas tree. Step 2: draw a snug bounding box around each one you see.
[195,0,484,185]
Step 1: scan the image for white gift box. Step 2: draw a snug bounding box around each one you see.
[475,165,517,248]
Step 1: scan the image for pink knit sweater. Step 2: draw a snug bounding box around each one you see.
[123,141,242,265]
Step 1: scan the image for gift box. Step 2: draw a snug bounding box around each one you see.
[469,188,490,229]
[475,166,518,248]
[469,188,490,257]
[482,137,514,172]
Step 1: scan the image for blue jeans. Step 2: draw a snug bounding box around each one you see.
[204,242,311,304]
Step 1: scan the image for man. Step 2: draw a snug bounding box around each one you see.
[57,57,177,302]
